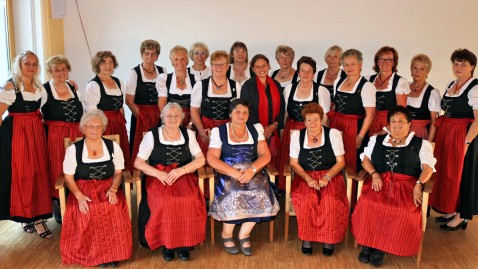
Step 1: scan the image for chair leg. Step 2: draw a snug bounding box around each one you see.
[59,188,66,222]
[124,182,132,220]
[211,217,215,245]
[270,220,274,242]
[417,231,425,263]
[285,212,289,241]
[136,180,142,220]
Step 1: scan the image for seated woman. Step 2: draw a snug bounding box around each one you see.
[135,102,206,262]
[208,99,279,256]
[60,109,132,267]
[290,102,348,257]
[351,106,435,267]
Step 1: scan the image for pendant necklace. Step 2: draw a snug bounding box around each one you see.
[88,142,102,157]
[309,132,320,143]
[211,77,225,91]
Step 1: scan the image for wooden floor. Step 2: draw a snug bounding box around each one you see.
[1,190,477,269]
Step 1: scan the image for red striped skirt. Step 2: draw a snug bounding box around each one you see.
[369,110,388,136]
[277,119,305,190]
[9,112,51,220]
[60,178,132,266]
[430,116,472,213]
[44,120,82,199]
[198,116,229,155]
[144,164,206,250]
[103,110,131,171]
[410,119,430,140]
[330,112,364,173]
[131,105,160,168]
[351,172,421,256]
[291,170,349,244]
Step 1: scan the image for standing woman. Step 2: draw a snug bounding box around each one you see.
[41,55,83,223]
[368,46,410,135]
[330,49,376,174]
[158,45,198,127]
[83,51,131,170]
[290,103,348,256]
[271,45,299,88]
[190,50,241,155]
[315,45,347,102]
[188,42,211,80]
[126,40,166,169]
[431,49,478,229]
[227,41,251,85]
[0,51,52,238]
[241,54,285,162]
[277,56,330,191]
[135,102,206,261]
[407,54,441,141]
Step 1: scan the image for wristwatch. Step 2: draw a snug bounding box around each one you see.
[251,165,257,173]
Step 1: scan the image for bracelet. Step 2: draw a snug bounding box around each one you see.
[109,186,118,193]
[370,171,377,177]
[357,136,363,141]
[182,166,188,174]
[416,180,425,190]
[323,175,332,181]
[465,139,471,145]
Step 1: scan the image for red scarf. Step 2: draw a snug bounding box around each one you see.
[256,75,280,127]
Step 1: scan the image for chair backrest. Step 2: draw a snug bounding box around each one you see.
[64,134,120,151]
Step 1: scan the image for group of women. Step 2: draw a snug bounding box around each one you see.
[0,39,477,267]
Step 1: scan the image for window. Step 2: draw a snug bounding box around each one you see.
[0,0,10,85]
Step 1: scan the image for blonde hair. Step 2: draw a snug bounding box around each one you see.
[189,42,210,60]
[410,54,432,72]
[45,55,72,75]
[324,45,344,65]
[275,45,295,61]
[10,51,41,89]
[169,45,189,64]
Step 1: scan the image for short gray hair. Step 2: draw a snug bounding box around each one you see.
[80,109,108,133]
[160,102,184,124]
[324,45,343,65]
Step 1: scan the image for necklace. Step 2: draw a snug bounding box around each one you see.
[176,75,186,85]
[309,131,321,143]
[327,68,339,77]
[53,83,68,94]
[453,77,472,95]
[298,81,312,91]
[230,124,248,141]
[87,141,102,157]
[390,136,406,144]
[142,64,155,74]
[279,69,292,80]
[376,73,393,88]
[162,127,180,141]
[211,77,225,91]
[346,76,359,87]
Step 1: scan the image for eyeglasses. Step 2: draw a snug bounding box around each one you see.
[378,58,394,64]
[143,52,158,57]
[193,52,207,56]
[389,120,407,124]
[212,62,227,68]
[166,114,181,120]
[84,125,103,130]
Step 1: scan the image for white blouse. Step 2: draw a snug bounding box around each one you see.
[366,73,411,95]
[125,65,167,95]
[188,66,211,80]
[406,83,441,112]
[289,127,345,158]
[443,79,478,109]
[228,64,252,86]
[156,72,198,97]
[136,127,201,160]
[360,132,436,171]
[283,84,331,113]
[83,79,126,112]
[209,123,265,148]
[334,76,377,107]
[40,81,78,107]
[190,79,242,108]
[63,140,125,175]
[0,84,42,105]
[314,68,346,84]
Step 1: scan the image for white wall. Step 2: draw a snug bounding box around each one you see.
[63,0,478,94]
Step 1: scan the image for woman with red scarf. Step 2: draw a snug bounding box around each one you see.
[240,54,285,162]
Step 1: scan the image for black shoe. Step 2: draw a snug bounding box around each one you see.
[322,244,334,256]
[162,248,175,261]
[301,241,313,255]
[178,250,190,261]
[440,220,468,231]
[358,246,374,263]
[110,261,119,267]
[370,250,384,267]
[435,215,454,222]
[98,263,108,268]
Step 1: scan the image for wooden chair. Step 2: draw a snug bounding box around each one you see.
[208,164,277,244]
[55,134,138,221]
[284,164,354,242]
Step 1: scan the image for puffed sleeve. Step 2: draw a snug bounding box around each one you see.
[289,130,300,158]
[83,81,101,112]
[395,76,411,95]
[156,73,168,97]
[63,144,77,175]
[254,123,265,141]
[0,87,16,105]
[419,140,436,171]
[283,84,292,109]
[468,83,478,109]
[125,69,138,95]
[136,131,155,160]
[209,127,222,148]
[360,135,377,161]
[40,86,48,107]
[190,81,203,108]
[428,88,442,112]
[318,85,331,113]
[187,129,202,156]
[112,141,125,170]
[361,81,376,107]
[329,128,345,156]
